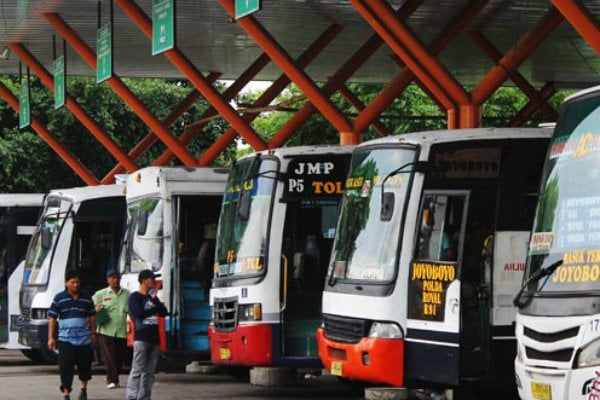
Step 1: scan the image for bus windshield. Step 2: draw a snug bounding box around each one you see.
[23,198,71,285]
[120,198,164,273]
[215,157,277,280]
[526,93,600,294]
[328,146,417,283]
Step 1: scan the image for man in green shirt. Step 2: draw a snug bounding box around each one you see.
[93,268,130,389]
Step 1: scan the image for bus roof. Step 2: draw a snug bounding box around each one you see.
[48,184,124,203]
[358,127,553,149]
[0,194,44,207]
[125,166,230,199]
[564,85,600,103]
[238,144,355,162]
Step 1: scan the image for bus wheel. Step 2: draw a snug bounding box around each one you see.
[221,366,250,380]
[21,349,43,363]
[35,347,58,364]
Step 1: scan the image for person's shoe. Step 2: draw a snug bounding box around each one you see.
[107,382,119,389]
[78,388,87,400]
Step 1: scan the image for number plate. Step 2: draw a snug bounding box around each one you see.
[330,361,343,376]
[531,381,551,400]
[219,347,231,360]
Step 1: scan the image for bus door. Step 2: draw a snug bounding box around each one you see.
[173,195,221,352]
[406,191,468,386]
[280,198,339,359]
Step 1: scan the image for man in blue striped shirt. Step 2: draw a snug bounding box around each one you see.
[48,269,97,400]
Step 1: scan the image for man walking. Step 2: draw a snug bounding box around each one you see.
[127,269,168,400]
[92,268,129,389]
[48,269,96,400]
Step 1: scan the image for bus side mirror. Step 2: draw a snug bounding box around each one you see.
[380,192,395,221]
[137,210,149,236]
[237,191,251,220]
[40,225,52,250]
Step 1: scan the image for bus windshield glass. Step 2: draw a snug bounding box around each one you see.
[121,198,164,273]
[526,93,600,294]
[215,157,277,280]
[23,197,71,285]
[328,146,417,283]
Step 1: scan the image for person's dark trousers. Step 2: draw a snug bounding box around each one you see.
[57,341,93,393]
[98,334,127,385]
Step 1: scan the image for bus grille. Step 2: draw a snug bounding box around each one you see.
[213,297,238,332]
[525,347,573,362]
[523,326,579,343]
[323,314,370,344]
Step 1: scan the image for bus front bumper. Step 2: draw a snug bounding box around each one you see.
[515,360,600,400]
[18,319,48,350]
[208,323,273,366]
[316,327,404,386]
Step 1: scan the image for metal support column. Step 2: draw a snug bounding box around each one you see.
[468,31,558,122]
[217,0,359,144]
[10,43,139,173]
[552,0,600,53]
[199,25,343,164]
[115,0,267,151]
[510,83,557,127]
[338,85,390,137]
[471,9,564,105]
[44,12,198,166]
[0,81,99,185]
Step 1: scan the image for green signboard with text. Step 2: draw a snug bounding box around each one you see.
[235,0,260,19]
[152,0,175,55]
[97,23,112,83]
[19,79,30,129]
[53,56,65,109]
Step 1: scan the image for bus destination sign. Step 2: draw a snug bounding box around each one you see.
[283,154,351,201]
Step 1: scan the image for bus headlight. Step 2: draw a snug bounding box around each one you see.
[368,322,403,339]
[31,308,49,320]
[239,303,262,321]
[577,338,600,368]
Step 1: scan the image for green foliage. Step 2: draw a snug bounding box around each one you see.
[0,76,235,192]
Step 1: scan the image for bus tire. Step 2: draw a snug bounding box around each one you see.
[20,349,43,363]
[35,347,58,364]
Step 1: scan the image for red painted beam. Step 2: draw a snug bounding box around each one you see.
[10,43,140,174]
[472,8,564,105]
[338,85,390,137]
[510,83,556,127]
[199,25,342,165]
[267,0,424,148]
[44,12,198,166]
[552,0,600,54]
[468,31,558,121]
[355,0,470,106]
[0,80,99,185]
[114,0,267,151]
[354,0,489,132]
[217,0,356,140]
[153,53,272,166]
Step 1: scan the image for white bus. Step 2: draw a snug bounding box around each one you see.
[17,185,125,363]
[317,128,551,391]
[515,86,600,400]
[209,146,352,370]
[118,167,227,358]
[0,194,44,353]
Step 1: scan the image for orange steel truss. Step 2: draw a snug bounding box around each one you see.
[0,0,597,183]
[0,80,99,185]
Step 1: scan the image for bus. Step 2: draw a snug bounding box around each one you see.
[118,167,227,359]
[17,184,126,363]
[0,194,44,352]
[514,86,600,400]
[317,128,551,389]
[209,146,352,370]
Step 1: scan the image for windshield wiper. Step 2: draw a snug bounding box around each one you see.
[513,259,563,307]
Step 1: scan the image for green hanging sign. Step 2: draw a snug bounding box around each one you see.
[235,0,260,19]
[152,0,175,55]
[97,23,112,83]
[53,55,65,109]
[19,78,30,129]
